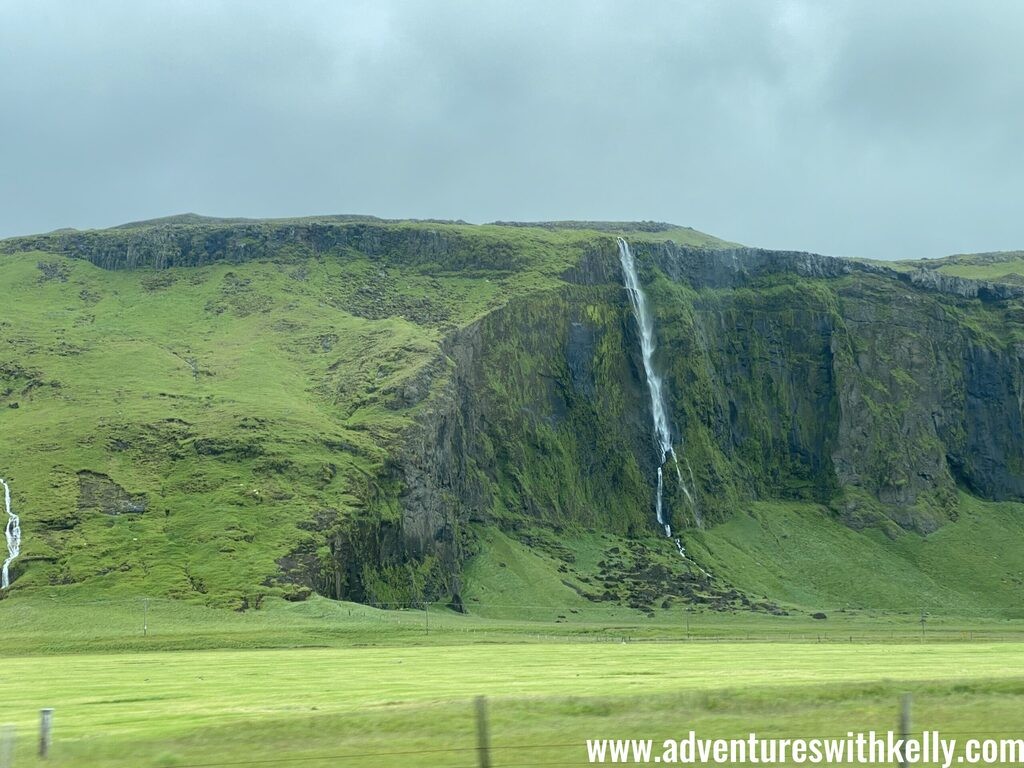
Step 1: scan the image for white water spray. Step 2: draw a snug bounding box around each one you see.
[1,479,20,589]
[617,238,700,547]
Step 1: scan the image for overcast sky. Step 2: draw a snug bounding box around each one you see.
[1,1,1022,259]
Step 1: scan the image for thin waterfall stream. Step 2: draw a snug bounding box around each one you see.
[617,238,702,555]
[1,478,21,589]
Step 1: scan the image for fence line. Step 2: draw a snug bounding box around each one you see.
[13,688,1024,768]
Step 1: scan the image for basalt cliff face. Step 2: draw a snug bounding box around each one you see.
[390,238,1024,603]
[1,217,1022,608]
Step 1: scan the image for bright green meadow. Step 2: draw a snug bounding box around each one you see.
[4,638,1023,767]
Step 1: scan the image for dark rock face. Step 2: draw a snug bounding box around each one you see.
[828,281,957,517]
[648,244,862,289]
[392,324,489,585]
[827,286,1024,514]
[908,268,1024,301]
[957,342,1024,498]
[77,471,148,515]
[640,241,1024,304]
[567,320,598,398]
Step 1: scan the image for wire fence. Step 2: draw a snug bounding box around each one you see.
[6,693,1024,767]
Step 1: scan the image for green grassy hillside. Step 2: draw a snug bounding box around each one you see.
[690,494,1024,617]
[0,221,622,608]
[2,216,1024,624]
[1,218,734,609]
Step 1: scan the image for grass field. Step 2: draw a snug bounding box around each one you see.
[4,593,1024,767]
[8,591,1024,658]
[5,638,1024,767]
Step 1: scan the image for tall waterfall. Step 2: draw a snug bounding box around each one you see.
[617,238,698,542]
[1,478,20,589]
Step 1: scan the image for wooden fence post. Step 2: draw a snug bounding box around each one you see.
[899,694,911,768]
[39,708,54,759]
[0,724,14,768]
[475,696,491,768]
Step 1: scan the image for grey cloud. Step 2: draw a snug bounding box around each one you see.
[1,0,1022,259]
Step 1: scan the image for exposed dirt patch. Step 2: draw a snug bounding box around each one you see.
[77,471,148,515]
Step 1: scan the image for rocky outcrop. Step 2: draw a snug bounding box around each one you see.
[77,471,148,515]
[1,219,540,273]
[646,244,863,288]
[955,341,1024,498]
[906,268,1024,301]
[386,323,491,601]
[632,241,1024,304]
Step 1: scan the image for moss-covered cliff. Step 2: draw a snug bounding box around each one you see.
[2,216,1022,614]
[358,237,1024,608]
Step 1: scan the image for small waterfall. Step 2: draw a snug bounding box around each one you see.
[1,479,20,589]
[617,238,699,545]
